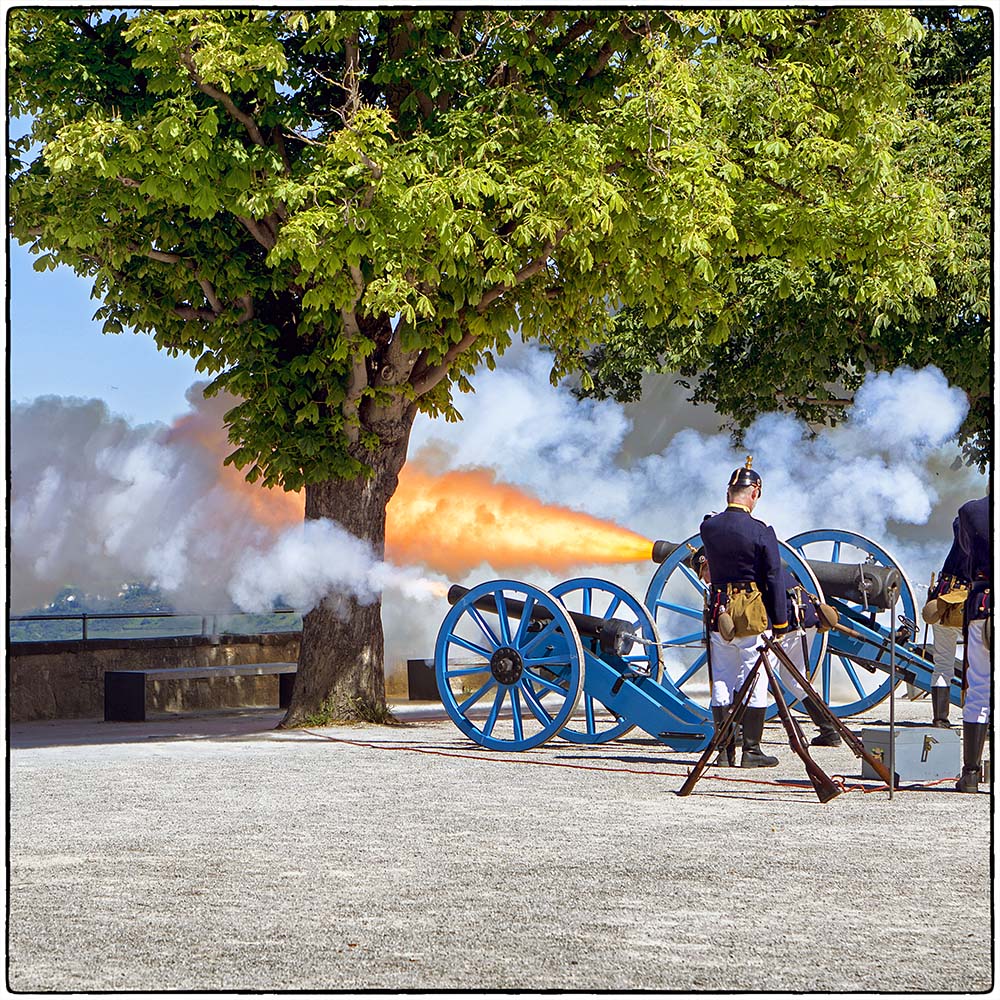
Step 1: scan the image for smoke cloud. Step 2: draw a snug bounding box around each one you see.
[10,345,987,678]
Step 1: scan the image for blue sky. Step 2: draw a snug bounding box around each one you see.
[9,242,201,426]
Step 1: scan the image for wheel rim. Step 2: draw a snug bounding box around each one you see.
[550,577,663,744]
[642,534,827,719]
[434,580,584,750]
[787,529,916,718]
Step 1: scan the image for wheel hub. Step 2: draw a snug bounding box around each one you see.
[490,646,523,685]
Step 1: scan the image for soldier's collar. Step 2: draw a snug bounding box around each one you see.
[727,503,752,513]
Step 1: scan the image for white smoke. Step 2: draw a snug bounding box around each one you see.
[10,346,988,676]
[228,517,445,615]
[408,352,984,577]
[9,393,278,611]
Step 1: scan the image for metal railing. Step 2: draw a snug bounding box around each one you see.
[8,609,303,642]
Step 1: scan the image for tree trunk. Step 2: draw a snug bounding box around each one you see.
[279,414,415,727]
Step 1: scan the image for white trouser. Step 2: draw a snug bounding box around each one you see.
[931,624,961,687]
[773,628,816,702]
[963,619,991,725]
[709,632,768,709]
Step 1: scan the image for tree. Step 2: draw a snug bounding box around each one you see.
[582,7,991,469]
[9,8,944,725]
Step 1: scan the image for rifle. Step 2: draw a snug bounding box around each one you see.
[760,649,842,803]
[676,654,760,797]
[791,587,812,701]
[921,572,935,661]
[759,633,893,787]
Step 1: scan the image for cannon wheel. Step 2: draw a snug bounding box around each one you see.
[549,577,664,744]
[642,534,827,720]
[786,529,916,717]
[434,579,584,751]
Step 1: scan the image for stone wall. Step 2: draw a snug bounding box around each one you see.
[9,633,301,722]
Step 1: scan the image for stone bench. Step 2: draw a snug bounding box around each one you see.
[104,663,297,722]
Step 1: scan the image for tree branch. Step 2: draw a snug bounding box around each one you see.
[448,10,467,44]
[236,215,277,250]
[475,228,567,313]
[180,51,266,146]
[550,16,596,55]
[583,39,618,80]
[344,32,361,120]
[173,305,219,322]
[409,230,568,396]
[341,356,367,447]
[198,277,224,315]
[144,248,182,264]
[236,294,254,324]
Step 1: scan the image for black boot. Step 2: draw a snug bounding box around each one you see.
[711,706,737,767]
[956,722,989,792]
[931,687,952,729]
[801,695,842,747]
[740,707,778,768]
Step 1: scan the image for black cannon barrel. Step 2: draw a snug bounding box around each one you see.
[651,539,682,564]
[807,560,901,611]
[446,584,636,653]
[651,538,902,610]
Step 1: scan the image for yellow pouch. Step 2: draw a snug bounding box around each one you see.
[938,586,969,629]
[728,585,768,638]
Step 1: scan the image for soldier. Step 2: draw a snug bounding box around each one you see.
[955,495,991,793]
[699,457,785,768]
[921,518,970,728]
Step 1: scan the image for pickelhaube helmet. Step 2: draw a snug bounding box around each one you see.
[728,455,762,494]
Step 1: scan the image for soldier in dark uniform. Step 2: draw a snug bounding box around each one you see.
[955,495,991,793]
[922,518,970,728]
[699,458,786,768]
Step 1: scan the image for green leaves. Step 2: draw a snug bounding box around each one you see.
[11,7,973,489]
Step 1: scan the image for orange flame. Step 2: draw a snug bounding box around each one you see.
[166,402,305,530]
[169,398,652,576]
[385,464,652,575]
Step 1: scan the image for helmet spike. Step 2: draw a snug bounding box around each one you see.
[728,457,762,495]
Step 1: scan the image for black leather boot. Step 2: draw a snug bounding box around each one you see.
[740,707,778,768]
[956,721,989,792]
[931,687,952,729]
[712,705,737,767]
[800,695,842,747]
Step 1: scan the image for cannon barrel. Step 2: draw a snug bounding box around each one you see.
[807,560,901,611]
[650,539,901,611]
[652,539,681,564]
[446,584,637,654]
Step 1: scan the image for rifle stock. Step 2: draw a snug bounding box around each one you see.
[761,653,841,803]
[760,634,893,787]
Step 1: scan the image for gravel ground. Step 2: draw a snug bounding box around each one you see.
[8,698,993,994]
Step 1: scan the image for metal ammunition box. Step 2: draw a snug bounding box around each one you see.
[861,725,960,784]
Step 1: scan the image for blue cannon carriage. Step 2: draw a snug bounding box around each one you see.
[435,577,713,752]
[433,529,945,752]
[645,528,952,722]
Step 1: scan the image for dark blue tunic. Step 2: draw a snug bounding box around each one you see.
[700,504,787,628]
[941,517,969,579]
[785,576,819,628]
[958,496,991,621]
[930,516,971,598]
